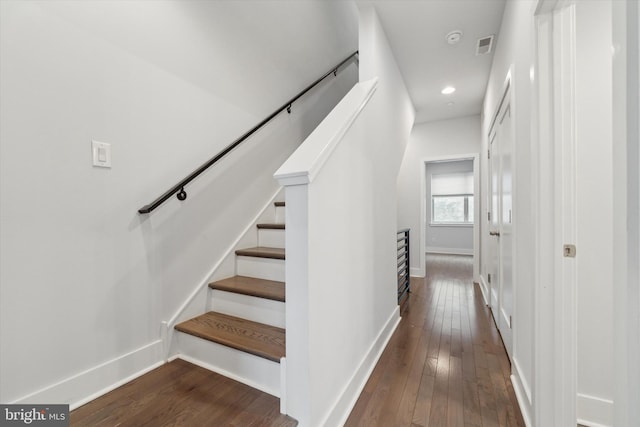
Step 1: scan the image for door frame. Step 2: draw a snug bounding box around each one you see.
[487,78,515,360]
[419,153,480,282]
[532,1,578,425]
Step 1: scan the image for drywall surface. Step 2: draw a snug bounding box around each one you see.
[0,0,358,404]
[425,160,474,254]
[575,2,615,424]
[612,1,640,425]
[397,115,480,274]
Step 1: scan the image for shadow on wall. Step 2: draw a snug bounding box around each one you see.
[139,63,359,322]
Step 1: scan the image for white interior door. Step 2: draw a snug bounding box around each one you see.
[488,130,500,311]
[488,86,514,359]
[498,103,513,357]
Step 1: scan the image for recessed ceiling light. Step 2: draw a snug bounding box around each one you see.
[446,30,463,45]
[441,86,456,95]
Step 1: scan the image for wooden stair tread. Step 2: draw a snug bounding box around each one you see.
[209,276,285,302]
[175,312,285,362]
[274,201,285,207]
[257,223,285,230]
[235,247,285,260]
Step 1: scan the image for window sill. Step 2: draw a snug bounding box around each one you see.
[429,222,474,228]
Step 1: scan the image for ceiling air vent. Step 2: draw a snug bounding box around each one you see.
[476,35,494,55]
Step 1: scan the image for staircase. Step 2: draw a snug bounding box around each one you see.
[173,200,287,400]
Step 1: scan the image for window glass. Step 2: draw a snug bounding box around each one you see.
[430,172,474,224]
[433,196,466,222]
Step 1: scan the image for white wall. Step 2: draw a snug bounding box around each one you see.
[0,0,358,405]
[485,1,623,426]
[481,0,536,423]
[425,160,474,255]
[397,115,481,275]
[574,1,615,424]
[612,1,640,425]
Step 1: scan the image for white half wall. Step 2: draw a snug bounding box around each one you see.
[0,0,358,405]
[275,4,414,424]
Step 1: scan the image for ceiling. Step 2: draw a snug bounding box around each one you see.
[366,0,506,124]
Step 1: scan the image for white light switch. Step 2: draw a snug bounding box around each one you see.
[92,140,111,168]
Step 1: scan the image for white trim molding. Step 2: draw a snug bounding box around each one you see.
[426,247,473,256]
[576,394,614,427]
[478,275,490,306]
[10,340,164,410]
[419,153,481,280]
[511,373,533,427]
[320,307,400,427]
[274,78,378,186]
[533,1,579,426]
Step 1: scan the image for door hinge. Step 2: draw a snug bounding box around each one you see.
[488,150,491,159]
[510,315,513,329]
[563,244,576,258]
[488,273,491,283]
[488,212,491,221]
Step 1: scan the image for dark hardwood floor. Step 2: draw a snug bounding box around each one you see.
[71,254,523,427]
[70,359,296,426]
[345,254,525,427]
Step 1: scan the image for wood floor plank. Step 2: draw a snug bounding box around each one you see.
[70,360,296,426]
[447,356,465,427]
[72,256,527,427]
[393,319,431,425]
[346,254,524,426]
[462,380,483,427]
[411,363,436,426]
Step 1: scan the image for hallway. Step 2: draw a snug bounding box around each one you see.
[345,254,524,426]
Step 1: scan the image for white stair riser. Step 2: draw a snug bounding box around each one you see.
[236,256,285,282]
[175,332,281,397]
[275,206,286,224]
[258,229,285,248]
[209,290,285,328]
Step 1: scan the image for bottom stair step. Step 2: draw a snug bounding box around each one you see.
[175,312,285,363]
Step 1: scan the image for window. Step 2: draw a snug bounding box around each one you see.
[431,172,474,224]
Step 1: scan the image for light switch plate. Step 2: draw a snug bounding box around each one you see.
[92,140,111,168]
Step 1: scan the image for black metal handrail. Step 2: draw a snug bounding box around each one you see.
[138,51,359,214]
[397,228,411,303]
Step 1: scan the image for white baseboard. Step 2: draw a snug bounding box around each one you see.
[577,393,613,427]
[320,306,401,427]
[10,340,164,410]
[426,246,473,256]
[511,366,533,427]
[513,356,532,403]
[479,275,490,306]
[410,266,424,277]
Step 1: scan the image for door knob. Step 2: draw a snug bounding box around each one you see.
[489,231,501,236]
